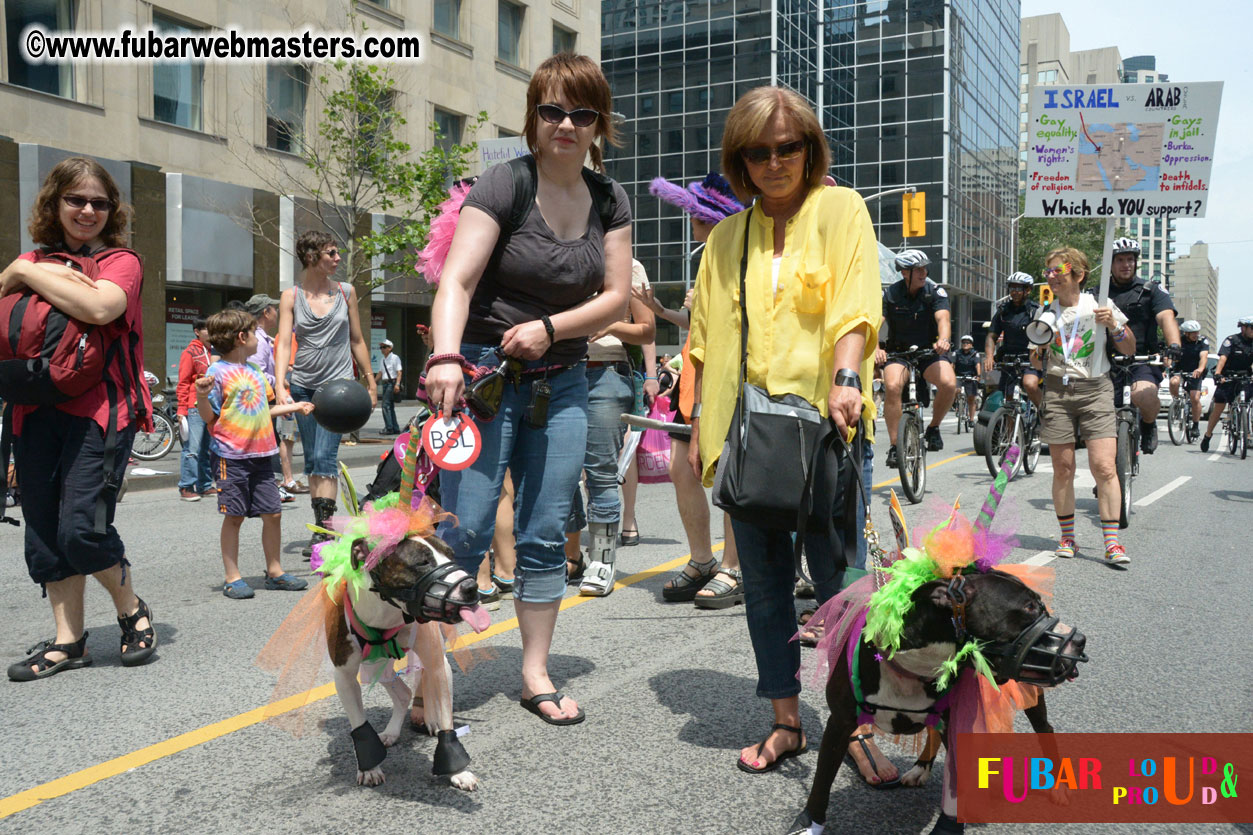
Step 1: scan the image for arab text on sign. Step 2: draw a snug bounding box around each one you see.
[1024,81,1223,219]
[421,413,482,471]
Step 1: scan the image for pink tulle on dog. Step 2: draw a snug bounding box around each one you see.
[416,182,474,285]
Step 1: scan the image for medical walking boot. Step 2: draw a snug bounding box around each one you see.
[579,521,618,597]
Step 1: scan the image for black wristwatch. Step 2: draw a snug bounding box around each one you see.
[834,368,861,389]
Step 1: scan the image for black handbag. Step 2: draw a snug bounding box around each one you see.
[712,212,854,537]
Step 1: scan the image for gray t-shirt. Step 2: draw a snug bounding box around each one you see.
[291,281,355,389]
[460,158,632,365]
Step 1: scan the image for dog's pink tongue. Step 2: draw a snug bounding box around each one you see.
[459,604,491,633]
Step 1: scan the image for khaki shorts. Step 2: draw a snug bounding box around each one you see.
[1039,375,1117,445]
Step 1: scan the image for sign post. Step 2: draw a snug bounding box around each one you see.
[1024,81,1222,356]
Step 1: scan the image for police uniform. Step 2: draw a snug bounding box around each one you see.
[1173,336,1211,392]
[1213,332,1253,405]
[952,348,981,396]
[990,297,1041,394]
[881,278,950,372]
[1108,277,1176,387]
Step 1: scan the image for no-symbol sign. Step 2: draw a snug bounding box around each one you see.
[421,413,482,471]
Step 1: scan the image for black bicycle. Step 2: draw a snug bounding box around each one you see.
[1110,354,1164,528]
[1166,369,1204,446]
[980,355,1041,479]
[953,375,981,434]
[884,347,932,504]
[1218,371,1253,459]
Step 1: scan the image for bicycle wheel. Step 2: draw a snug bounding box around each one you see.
[1116,421,1133,529]
[130,411,175,461]
[1022,416,1041,474]
[984,408,1015,478]
[1227,414,1239,455]
[897,415,926,504]
[1167,398,1186,446]
[1241,406,1250,460]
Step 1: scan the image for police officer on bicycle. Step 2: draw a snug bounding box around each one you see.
[1107,237,1179,454]
[876,249,956,465]
[1169,320,1210,436]
[984,271,1042,407]
[1200,316,1253,452]
[953,335,981,425]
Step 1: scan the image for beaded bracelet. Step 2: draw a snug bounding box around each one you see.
[424,352,464,372]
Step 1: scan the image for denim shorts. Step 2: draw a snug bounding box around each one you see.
[436,343,588,604]
[289,384,341,477]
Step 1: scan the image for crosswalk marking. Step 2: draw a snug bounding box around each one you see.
[1133,475,1191,508]
[1023,550,1056,566]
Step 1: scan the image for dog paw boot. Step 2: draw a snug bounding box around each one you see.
[303,497,338,559]
[579,521,618,597]
[433,729,472,776]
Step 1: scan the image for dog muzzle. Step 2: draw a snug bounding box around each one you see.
[981,615,1088,687]
[377,562,484,628]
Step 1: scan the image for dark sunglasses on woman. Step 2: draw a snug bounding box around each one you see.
[740,139,806,165]
[536,104,599,128]
[62,194,114,212]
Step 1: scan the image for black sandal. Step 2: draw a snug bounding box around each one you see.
[7,632,92,681]
[693,568,744,609]
[118,597,157,667]
[662,557,719,602]
[737,723,806,774]
[798,607,822,647]
[845,732,901,789]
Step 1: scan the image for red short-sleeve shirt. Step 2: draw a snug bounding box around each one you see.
[12,249,151,435]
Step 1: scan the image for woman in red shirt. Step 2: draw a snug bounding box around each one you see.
[1,157,157,681]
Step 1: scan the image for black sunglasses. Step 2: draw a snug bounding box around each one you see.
[62,194,114,213]
[740,139,806,165]
[322,248,339,257]
[536,104,599,128]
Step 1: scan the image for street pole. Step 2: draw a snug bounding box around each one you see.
[1010,212,1024,278]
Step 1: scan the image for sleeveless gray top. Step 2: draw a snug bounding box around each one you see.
[291,281,355,389]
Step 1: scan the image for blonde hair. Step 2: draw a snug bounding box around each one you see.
[721,86,830,203]
[1045,246,1090,286]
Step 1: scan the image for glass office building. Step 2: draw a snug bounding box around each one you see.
[601,0,1018,341]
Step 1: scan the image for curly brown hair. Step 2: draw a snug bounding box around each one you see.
[523,53,620,173]
[295,230,336,268]
[28,157,130,249]
[206,309,256,355]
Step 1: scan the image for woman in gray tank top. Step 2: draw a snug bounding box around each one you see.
[275,230,376,556]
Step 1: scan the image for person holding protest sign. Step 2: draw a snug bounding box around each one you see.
[424,53,632,724]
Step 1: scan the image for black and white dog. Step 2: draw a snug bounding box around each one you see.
[326,534,489,790]
[787,569,1087,835]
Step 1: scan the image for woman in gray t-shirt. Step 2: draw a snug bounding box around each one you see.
[424,54,632,726]
[275,229,376,556]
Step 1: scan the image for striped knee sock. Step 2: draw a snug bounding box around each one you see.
[1101,519,1120,551]
[1057,514,1075,542]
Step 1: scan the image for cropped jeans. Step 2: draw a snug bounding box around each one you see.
[289,384,342,478]
[570,362,634,528]
[436,344,588,603]
[178,408,216,492]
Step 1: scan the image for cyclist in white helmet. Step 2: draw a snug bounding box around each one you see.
[1200,317,1253,451]
[952,334,981,425]
[985,271,1043,407]
[1169,319,1210,435]
[1107,236,1179,454]
[876,249,956,465]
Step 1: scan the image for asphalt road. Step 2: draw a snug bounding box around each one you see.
[2,414,1250,835]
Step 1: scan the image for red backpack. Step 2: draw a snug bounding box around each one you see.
[0,248,139,404]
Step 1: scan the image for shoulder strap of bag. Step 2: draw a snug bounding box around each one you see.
[737,211,753,386]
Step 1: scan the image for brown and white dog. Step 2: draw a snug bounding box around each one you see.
[326,534,489,790]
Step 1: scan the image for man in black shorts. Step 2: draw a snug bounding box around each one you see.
[1200,317,1253,452]
[984,271,1042,406]
[1169,319,1210,435]
[1107,237,1179,454]
[877,249,955,464]
[952,335,981,425]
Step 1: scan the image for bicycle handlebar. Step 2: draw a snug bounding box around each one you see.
[1111,354,1165,367]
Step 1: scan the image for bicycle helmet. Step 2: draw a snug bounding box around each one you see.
[960,335,973,343]
[895,249,930,271]
[1179,320,1201,334]
[1112,237,1141,256]
[1239,316,1253,327]
[1006,271,1034,287]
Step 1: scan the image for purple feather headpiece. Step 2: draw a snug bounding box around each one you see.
[649,173,745,225]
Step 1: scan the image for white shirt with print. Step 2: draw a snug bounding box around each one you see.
[1045,292,1128,380]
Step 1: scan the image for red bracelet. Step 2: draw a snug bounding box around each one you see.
[424,353,464,372]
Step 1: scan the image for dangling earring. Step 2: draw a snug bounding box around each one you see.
[741,171,752,196]
[804,155,812,181]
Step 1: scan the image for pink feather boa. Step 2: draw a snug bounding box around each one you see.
[416,182,474,286]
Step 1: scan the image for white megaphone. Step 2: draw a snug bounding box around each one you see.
[1026,309,1058,346]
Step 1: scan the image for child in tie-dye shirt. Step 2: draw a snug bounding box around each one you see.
[196,310,314,599]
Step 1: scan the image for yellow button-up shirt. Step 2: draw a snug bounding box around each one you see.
[688,185,881,486]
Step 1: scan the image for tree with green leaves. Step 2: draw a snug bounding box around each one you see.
[1016,195,1106,281]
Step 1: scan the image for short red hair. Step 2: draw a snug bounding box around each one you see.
[523,53,619,173]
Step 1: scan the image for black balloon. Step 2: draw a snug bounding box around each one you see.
[311,379,373,434]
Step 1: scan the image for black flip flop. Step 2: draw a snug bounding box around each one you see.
[520,692,585,726]
[737,723,807,774]
[846,732,901,789]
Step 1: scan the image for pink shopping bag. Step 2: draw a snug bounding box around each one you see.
[636,395,672,484]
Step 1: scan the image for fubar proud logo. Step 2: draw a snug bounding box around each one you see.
[956,734,1250,824]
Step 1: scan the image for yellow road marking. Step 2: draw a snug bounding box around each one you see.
[4,447,983,817]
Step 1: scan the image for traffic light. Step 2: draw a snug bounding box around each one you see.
[902,191,925,238]
[1039,285,1053,305]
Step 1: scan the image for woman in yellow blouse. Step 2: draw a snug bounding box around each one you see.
[687,86,880,774]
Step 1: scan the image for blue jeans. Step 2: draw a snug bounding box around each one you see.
[436,344,588,603]
[178,408,216,492]
[577,362,634,526]
[290,384,342,477]
[731,517,846,699]
[379,380,400,433]
[855,438,874,570]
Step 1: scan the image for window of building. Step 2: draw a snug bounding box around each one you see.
[152,12,204,130]
[553,24,575,55]
[498,0,524,67]
[265,64,308,153]
[434,0,460,38]
[434,108,464,147]
[6,0,75,98]
[1036,69,1057,83]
